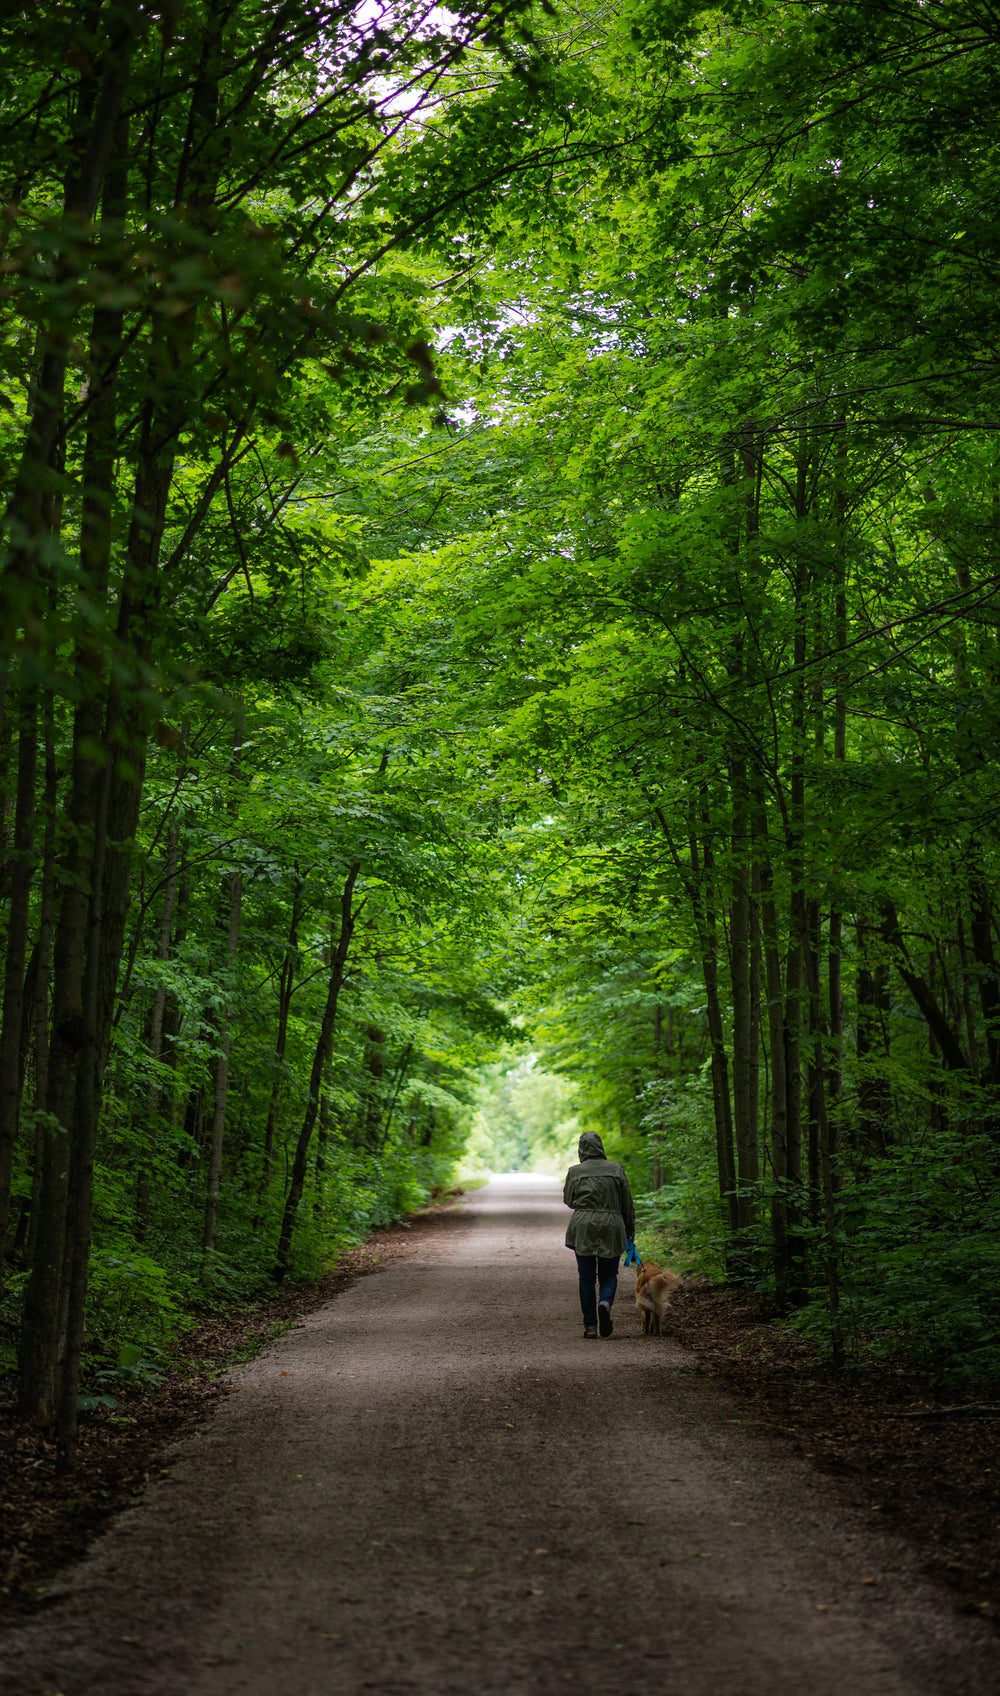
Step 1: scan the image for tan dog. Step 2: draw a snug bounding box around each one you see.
[635,1262,682,1335]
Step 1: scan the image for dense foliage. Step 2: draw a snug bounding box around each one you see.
[2,0,999,1463]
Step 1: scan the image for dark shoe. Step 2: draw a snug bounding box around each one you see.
[598,1301,613,1338]
[584,1329,598,1339]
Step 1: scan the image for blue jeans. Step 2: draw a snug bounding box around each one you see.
[575,1253,619,1331]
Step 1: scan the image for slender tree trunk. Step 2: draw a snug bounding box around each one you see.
[880,896,970,1073]
[809,936,843,1367]
[650,792,737,1237]
[260,878,305,1201]
[778,428,821,1289]
[728,425,762,1240]
[805,893,824,1224]
[728,756,759,1236]
[41,352,175,1451]
[17,506,111,1424]
[0,686,38,1281]
[749,859,762,1162]
[274,861,361,1280]
[821,507,848,1366]
[754,801,790,1308]
[0,700,14,906]
[314,1057,332,1210]
[781,513,811,1299]
[379,1042,414,1152]
[54,712,113,1469]
[24,684,58,1273]
[162,855,190,1096]
[136,821,182,1240]
[969,875,1000,1091]
[44,141,148,1454]
[824,896,845,1369]
[202,707,245,1258]
[856,932,892,1154]
[57,442,174,1465]
[56,659,161,1461]
[692,806,738,1239]
[202,868,243,1258]
[358,1024,387,1151]
[948,554,994,1094]
[955,906,981,1080]
[0,37,130,630]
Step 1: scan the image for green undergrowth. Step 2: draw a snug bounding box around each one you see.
[615,1105,1000,1389]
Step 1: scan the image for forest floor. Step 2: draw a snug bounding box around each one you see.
[1,1178,998,1695]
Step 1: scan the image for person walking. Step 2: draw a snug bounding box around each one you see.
[563,1130,636,1339]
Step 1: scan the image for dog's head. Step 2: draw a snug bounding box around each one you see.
[634,1263,661,1297]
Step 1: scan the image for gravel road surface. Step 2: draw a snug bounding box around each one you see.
[1,1175,996,1696]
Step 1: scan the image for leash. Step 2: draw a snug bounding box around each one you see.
[624,1236,643,1269]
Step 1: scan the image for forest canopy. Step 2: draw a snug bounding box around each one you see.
[1,0,999,1462]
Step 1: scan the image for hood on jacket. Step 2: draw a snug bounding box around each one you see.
[578,1131,606,1161]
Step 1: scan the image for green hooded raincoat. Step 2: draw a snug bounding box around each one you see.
[563,1131,636,1257]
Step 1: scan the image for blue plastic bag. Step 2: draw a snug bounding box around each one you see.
[624,1237,642,1268]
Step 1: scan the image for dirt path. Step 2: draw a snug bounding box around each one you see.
[2,1176,997,1696]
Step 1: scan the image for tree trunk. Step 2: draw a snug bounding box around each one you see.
[728,758,759,1235]
[26,319,175,1444]
[379,1042,414,1152]
[969,875,1000,1091]
[0,26,131,632]
[358,1024,387,1151]
[805,893,824,1224]
[136,821,182,1240]
[274,861,361,1280]
[202,708,245,1259]
[0,700,14,906]
[314,1057,333,1208]
[824,899,845,1370]
[823,532,847,1369]
[54,703,114,1469]
[260,877,305,1201]
[779,525,812,1299]
[0,686,38,1281]
[17,479,114,1424]
[692,805,738,1239]
[24,683,58,1274]
[754,802,791,1308]
[856,935,892,1154]
[879,897,970,1074]
[650,793,737,1236]
[202,868,243,1258]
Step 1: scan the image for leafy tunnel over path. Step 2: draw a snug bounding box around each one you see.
[2,0,1000,1461]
